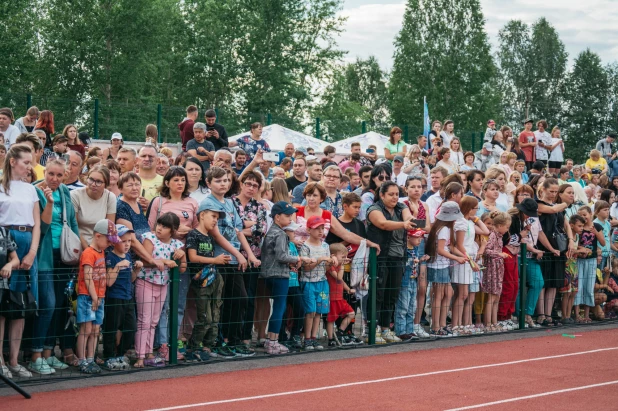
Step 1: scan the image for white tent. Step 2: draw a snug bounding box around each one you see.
[332,131,409,156]
[229,124,328,152]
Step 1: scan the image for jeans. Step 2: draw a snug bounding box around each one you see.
[188,274,224,349]
[264,278,289,334]
[102,298,136,358]
[219,265,248,344]
[280,286,304,339]
[395,279,417,336]
[43,250,77,351]
[31,268,55,352]
[154,272,189,347]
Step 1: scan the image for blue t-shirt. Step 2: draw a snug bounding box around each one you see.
[288,242,300,287]
[200,195,243,264]
[105,251,133,300]
[51,190,63,249]
[116,199,150,259]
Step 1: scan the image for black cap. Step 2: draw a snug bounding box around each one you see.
[516,198,538,217]
[271,201,298,218]
[78,131,91,146]
[523,119,533,125]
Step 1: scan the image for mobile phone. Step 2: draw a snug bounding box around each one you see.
[413,219,426,229]
[366,148,375,154]
[263,152,280,162]
[141,189,146,197]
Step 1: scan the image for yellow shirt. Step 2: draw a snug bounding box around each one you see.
[33,164,46,181]
[585,158,607,177]
[140,174,164,203]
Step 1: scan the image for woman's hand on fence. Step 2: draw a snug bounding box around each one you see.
[0,263,12,279]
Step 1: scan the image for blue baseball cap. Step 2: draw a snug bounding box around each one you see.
[115,224,135,237]
[271,201,297,217]
[197,196,227,217]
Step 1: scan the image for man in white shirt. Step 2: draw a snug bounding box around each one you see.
[0,108,20,148]
[391,155,408,187]
[533,120,552,166]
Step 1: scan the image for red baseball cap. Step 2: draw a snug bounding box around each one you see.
[306,215,327,229]
[407,229,426,238]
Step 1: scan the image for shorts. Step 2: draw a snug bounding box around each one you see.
[538,159,548,166]
[300,280,330,314]
[469,268,481,293]
[548,161,562,169]
[418,238,427,266]
[327,299,354,322]
[427,267,450,284]
[76,295,105,325]
[560,258,579,293]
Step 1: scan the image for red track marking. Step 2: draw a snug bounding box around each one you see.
[3,328,618,411]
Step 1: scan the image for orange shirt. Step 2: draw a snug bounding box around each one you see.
[78,247,107,298]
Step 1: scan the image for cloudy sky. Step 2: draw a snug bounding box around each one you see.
[338,0,618,70]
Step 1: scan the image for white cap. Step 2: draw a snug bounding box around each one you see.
[305,155,317,162]
[111,132,123,140]
[375,158,388,166]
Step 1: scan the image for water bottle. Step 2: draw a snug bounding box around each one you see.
[65,277,75,297]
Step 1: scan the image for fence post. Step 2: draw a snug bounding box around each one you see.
[215,108,219,123]
[471,132,476,153]
[94,98,100,140]
[404,125,409,144]
[518,243,527,330]
[315,117,321,140]
[169,265,179,364]
[26,94,32,110]
[157,104,163,144]
[368,247,377,345]
[267,113,272,126]
[361,121,366,134]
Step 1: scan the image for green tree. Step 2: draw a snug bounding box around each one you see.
[389,0,497,133]
[344,56,389,131]
[563,49,610,162]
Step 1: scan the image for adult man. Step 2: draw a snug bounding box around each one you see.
[178,105,198,151]
[321,165,344,218]
[258,158,273,181]
[285,157,307,191]
[565,158,574,177]
[349,142,375,166]
[518,119,536,170]
[187,122,216,170]
[391,155,407,187]
[15,133,45,180]
[204,109,229,150]
[417,135,429,153]
[278,142,294,164]
[473,143,495,172]
[353,165,373,196]
[484,119,497,143]
[533,120,552,166]
[596,133,616,163]
[137,145,163,208]
[65,151,85,191]
[117,147,137,174]
[0,108,19,147]
[421,166,447,202]
[292,160,322,205]
[338,153,361,174]
[306,147,315,156]
[232,149,248,176]
[213,149,233,170]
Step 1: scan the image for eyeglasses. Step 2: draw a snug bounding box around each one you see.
[87,177,105,187]
[244,182,260,189]
[514,179,520,182]
[517,193,531,198]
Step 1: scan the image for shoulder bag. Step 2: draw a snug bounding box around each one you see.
[60,189,83,265]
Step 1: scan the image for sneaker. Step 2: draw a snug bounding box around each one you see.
[347,332,364,345]
[430,329,446,338]
[303,339,315,351]
[340,334,356,346]
[442,327,453,338]
[265,340,289,355]
[381,330,401,343]
[79,361,102,374]
[177,339,186,355]
[28,357,55,375]
[115,356,131,370]
[210,345,237,359]
[328,339,339,347]
[313,340,324,350]
[291,335,303,349]
[363,334,387,344]
[0,365,12,379]
[413,324,431,339]
[334,330,345,346]
[185,350,203,363]
[144,357,166,367]
[46,356,69,370]
[256,338,267,348]
[234,344,255,357]
[102,358,124,370]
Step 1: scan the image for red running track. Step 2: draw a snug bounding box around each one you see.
[4,328,618,410]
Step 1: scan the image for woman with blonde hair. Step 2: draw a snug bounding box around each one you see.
[440,120,456,147]
[485,166,509,210]
[403,144,429,176]
[449,137,465,167]
[547,126,565,175]
[271,177,290,203]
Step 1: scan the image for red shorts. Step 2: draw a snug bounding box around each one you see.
[327,300,354,322]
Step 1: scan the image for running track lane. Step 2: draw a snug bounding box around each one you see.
[3,328,618,410]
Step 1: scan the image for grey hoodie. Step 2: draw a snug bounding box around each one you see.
[260,224,299,279]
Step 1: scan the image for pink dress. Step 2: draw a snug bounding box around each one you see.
[482,230,505,295]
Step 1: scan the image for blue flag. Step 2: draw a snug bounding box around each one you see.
[423,97,430,149]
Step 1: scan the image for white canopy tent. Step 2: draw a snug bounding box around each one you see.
[229,124,328,152]
[331,131,410,156]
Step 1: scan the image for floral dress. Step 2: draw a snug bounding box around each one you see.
[482,230,505,295]
[232,195,267,258]
[138,232,184,285]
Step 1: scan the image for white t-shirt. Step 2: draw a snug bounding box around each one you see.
[2,125,20,148]
[427,227,452,269]
[0,181,39,226]
[450,150,465,166]
[440,131,454,148]
[392,170,407,187]
[71,188,117,245]
[534,131,552,161]
[497,192,509,210]
[549,138,564,162]
[426,193,444,224]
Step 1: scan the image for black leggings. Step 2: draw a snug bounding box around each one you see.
[368,257,405,328]
[218,265,248,345]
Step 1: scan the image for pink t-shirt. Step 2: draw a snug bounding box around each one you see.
[147,196,199,242]
[338,160,360,174]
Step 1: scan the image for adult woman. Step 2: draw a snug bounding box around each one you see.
[460,152,476,172]
[35,110,54,149]
[585,149,608,177]
[384,127,407,161]
[403,144,429,176]
[0,144,41,378]
[476,180,507,217]
[449,138,465,167]
[440,120,456,148]
[105,159,121,197]
[366,181,414,343]
[71,166,116,250]
[485,166,509,209]
[229,122,271,160]
[500,126,514,151]
[184,157,210,203]
[548,126,565,175]
[145,124,159,149]
[29,160,79,372]
[102,133,123,161]
[63,124,85,159]
[15,106,39,134]
[509,138,526,162]
[490,131,506,164]
[402,176,431,338]
[536,179,570,327]
[436,148,458,175]
[157,153,171,177]
[271,177,290,203]
[360,165,389,221]
[465,170,484,201]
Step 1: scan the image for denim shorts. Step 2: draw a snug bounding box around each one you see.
[300,280,330,314]
[418,238,427,266]
[76,295,105,325]
[427,267,450,284]
[469,269,481,293]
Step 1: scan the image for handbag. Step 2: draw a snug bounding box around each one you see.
[60,191,82,265]
[350,240,368,288]
[553,229,568,252]
[2,272,37,320]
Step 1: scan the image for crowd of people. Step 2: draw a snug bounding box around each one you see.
[0,105,617,379]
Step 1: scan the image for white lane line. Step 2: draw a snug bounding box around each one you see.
[145,347,618,411]
[445,380,618,410]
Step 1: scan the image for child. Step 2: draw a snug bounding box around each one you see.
[575,206,605,323]
[473,212,493,330]
[279,221,305,349]
[593,200,612,271]
[102,224,143,370]
[0,226,21,379]
[425,201,467,337]
[515,161,528,184]
[326,243,356,346]
[135,212,186,368]
[395,229,428,341]
[300,215,333,350]
[482,211,511,333]
[603,259,618,318]
[561,215,586,323]
[261,202,313,354]
[185,202,230,362]
[76,219,120,374]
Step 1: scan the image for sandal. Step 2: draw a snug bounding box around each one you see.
[64,354,80,367]
[525,318,541,328]
[540,319,554,327]
[133,360,145,369]
[575,317,587,324]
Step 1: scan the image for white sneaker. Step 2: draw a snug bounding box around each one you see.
[0,364,12,379]
[381,330,401,343]
[28,357,55,375]
[414,324,431,338]
[8,364,32,378]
